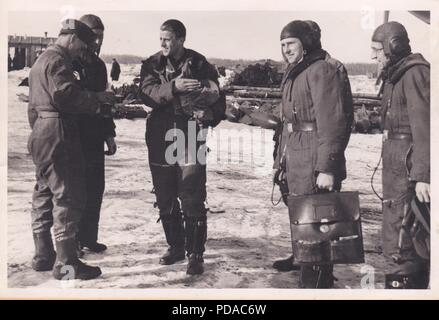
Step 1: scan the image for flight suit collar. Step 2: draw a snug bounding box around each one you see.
[49,44,74,66]
[160,48,189,81]
[387,53,429,84]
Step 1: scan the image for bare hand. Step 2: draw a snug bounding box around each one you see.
[316,172,335,191]
[105,137,117,156]
[415,182,430,203]
[174,78,201,93]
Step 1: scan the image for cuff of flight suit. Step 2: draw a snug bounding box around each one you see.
[87,91,101,115]
[315,153,340,175]
[409,172,430,184]
[170,80,178,95]
[104,134,116,140]
[103,119,116,138]
[315,141,345,174]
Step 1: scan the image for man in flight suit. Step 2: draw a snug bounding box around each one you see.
[139,19,222,275]
[75,14,117,254]
[28,19,115,280]
[272,20,353,275]
[274,20,352,288]
[371,21,430,289]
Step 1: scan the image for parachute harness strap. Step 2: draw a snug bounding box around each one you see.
[271,168,284,206]
[371,151,383,202]
[271,183,282,206]
[371,82,392,203]
[271,121,288,207]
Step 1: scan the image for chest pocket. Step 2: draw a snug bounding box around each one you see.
[293,76,313,122]
[284,79,313,123]
[385,82,410,133]
[392,87,409,130]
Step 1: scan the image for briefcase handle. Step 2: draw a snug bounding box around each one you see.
[313,186,339,195]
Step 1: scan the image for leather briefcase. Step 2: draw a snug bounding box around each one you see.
[288,191,364,265]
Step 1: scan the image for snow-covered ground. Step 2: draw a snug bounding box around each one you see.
[106,63,141,89]
[7,66,389,289]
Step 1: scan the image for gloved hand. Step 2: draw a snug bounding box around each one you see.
[96,91,116,105]
[97,103,115,118]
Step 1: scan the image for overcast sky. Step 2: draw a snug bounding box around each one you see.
[7,8,431,63]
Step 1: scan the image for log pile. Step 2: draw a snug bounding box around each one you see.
[110,79,383,134]
[223,85,383,133]
[230,62,283,87]
[110,82,150,119]
[113,103,149,119]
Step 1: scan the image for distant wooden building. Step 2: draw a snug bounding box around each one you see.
[8,34,57,69]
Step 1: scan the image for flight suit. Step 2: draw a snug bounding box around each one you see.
[73,58,116,247]
[380,53,430,288]
[279,49,353,287]
[139,49,219,261]
[28,44,101,271]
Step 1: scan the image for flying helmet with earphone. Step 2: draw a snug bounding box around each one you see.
[372,21,411,59]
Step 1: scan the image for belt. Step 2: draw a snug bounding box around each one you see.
[286,121,316,133]
[384,130,412,141]
[38,111,60,118]
[38,111,77,120]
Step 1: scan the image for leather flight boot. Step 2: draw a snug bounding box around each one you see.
[273,255,301,272]
[52,239,102,280]
[160,215,185,265]
[31,232,56,271]
[187,253,204,275]
[185,218,207,275]
[81,242,108,253]
[299,265,334,288]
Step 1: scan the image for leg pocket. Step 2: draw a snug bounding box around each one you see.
[286,146,315,195]
[178,164,207,217]
[382,140,411,199]
[28,118,64,165]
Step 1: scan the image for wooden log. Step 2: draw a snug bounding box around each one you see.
[225,86,381,99]
[227,96,380,109]
[249,112,280,130]
[353,93,381,100]
[225,86,382,117]
[233,90,282,99]
[226,96,281,104]
[354,105,381,113]
[223,85,281,93]
[353,99,382,106]
[227,87,381,102]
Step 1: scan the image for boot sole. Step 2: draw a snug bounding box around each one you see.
[159,255,186,265]
[273,265,301,272]
[81,244,108,253]
[187,260,204,275]
[32,259,55,272]
[76,270,102,280]
[53,270,102,281]
[83,248,107,253]
[32,264,54,272]
[187,268,204,275]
